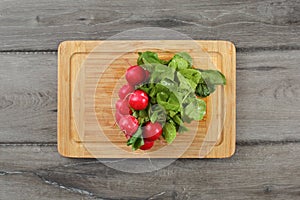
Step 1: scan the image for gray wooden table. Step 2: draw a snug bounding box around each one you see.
[1,1,300,199]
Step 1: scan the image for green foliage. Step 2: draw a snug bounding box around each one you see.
[127,127,144,150]
[127,51,226,147]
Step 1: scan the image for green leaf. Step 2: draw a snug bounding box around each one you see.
[201,70,226,85]
[132,110,139,118]
[137,109,150,125]
[127,127,144,151]
[183,98,206,121]
[140,117,150,125]
[171,113,189,133]
[140,63,154,73]
[178,124,189,133]
[137,51,169,66]
[178,69,202,90]
[175,52,193,67]
[149,104,166,124]
[163,122,177,144]
[150,111,158,123]
[138,85,152,94]
[131,107,150,125]
[195,69,226,97]
[179,69,202,84]
[149,83,169,99]
[168,52,193,71]
[150,64,175,83]
[156,91,168,103]
[169,110,177,118]
[168,56,190,71]
[172,114,183,125]
[160,78,178,91]
[176,72,194,91]
[157,92,180,112]
[133,138,144,150]
[139,110,148,118]
[195,83,213,98]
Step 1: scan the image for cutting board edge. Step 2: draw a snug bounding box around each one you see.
[57,40,236,159]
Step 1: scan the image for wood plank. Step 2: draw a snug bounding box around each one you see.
[1,49,299,143]
[0,145,90,200]
[0,53,57,142]
[0,173,91,200]
[0,0,299,50]
[1,143,299,199]
[237,50,300,142]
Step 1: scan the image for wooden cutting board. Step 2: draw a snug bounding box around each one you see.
[58,40,236,158]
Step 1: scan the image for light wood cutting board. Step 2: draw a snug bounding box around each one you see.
[58,40,236,158]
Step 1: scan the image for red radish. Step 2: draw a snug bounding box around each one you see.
[114,111,123,124]
[140,139,154,150]
[129,90,149,110]
[126,65,145,86]
[115,99,132,115]
[118,115,139,136]
[118,84,134,100]
[143,122,163,141]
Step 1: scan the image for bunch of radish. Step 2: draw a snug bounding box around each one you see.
[114,51,226,151]
[115,65,163,150]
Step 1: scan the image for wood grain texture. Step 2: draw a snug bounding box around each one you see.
[1,143,300,199]
[1,50,299,143]
[1,1,299,199]
[57,40,236,158]
[0,144,89,200]
[0,0,299,50]
[237,50,300,142]
[0,53,57,142]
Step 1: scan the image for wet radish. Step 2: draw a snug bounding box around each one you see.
[143,122,163,141]
[114,111,123,124]
[126,65,145,86]
[118,115,139,136]
[115,99,132,115]
[140,139,154,150]
[118,84,134,100]
[129,90,149,110]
